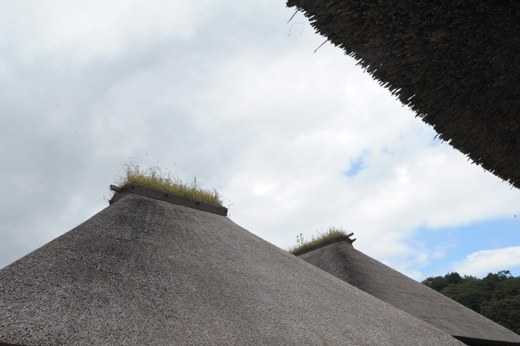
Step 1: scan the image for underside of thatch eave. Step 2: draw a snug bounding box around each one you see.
[286,0,520,188]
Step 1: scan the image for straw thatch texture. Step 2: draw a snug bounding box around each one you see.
[297,241,520,346]
[0,194,466,346]
[286,0,520,188]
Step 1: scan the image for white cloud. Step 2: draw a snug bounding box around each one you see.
[452,247,520,277]
[184,21,520,275]
[1,0,520,282]
[0,0,218,63]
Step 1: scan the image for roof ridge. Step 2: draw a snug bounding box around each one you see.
[292,234,355,256]
[109,183,228,216]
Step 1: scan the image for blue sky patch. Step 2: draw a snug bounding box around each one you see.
[408,217,520,280]
[343,150,372,177]
[381,146,396,156]
[428,135,442,148]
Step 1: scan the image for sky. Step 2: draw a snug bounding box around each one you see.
[1,0,520,281]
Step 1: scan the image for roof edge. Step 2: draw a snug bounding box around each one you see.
[292,234,355,257]
[454,335,520,346]
[108,183,228,216]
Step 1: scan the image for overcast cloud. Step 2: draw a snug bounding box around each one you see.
[1,0,520,281]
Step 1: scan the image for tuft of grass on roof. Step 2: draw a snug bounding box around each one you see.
[111,163,224,207]
[288,227,348,254]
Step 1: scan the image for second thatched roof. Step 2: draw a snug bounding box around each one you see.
[297,239,520,346]
[286,0,520,188]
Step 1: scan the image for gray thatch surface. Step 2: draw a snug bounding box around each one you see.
[298,240,520,346]
[0,194,466,346]
[286,0,520,189]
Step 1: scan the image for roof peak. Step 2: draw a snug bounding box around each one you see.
[292,233,355,256]
[109,183,228,216]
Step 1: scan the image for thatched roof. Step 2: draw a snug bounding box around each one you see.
[297,239,520,346]
[0,194,466,346]
[286,0,520,188]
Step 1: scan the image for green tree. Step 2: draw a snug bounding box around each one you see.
[421,272,476,292]
[421,270,520,334]
[480,295,520,335]
[441,279,490,313]
[422,275,449,292]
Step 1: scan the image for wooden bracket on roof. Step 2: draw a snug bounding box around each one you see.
[110,185,123,193]
[109,183,228,216]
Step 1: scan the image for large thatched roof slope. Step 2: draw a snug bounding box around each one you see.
[286,0,520,188]
[0,194,465,346]
[297,240,520,346]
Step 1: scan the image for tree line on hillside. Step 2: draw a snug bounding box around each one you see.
[421,270,520,334]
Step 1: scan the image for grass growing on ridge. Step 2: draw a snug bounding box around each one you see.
[112,163,224,207]
[289,227,348,254]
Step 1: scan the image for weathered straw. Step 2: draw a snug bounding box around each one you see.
[286,0,520,189]
[298,240,520,345]
[0,194,465,346]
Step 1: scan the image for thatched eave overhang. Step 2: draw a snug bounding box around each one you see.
[286,0,520,188]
